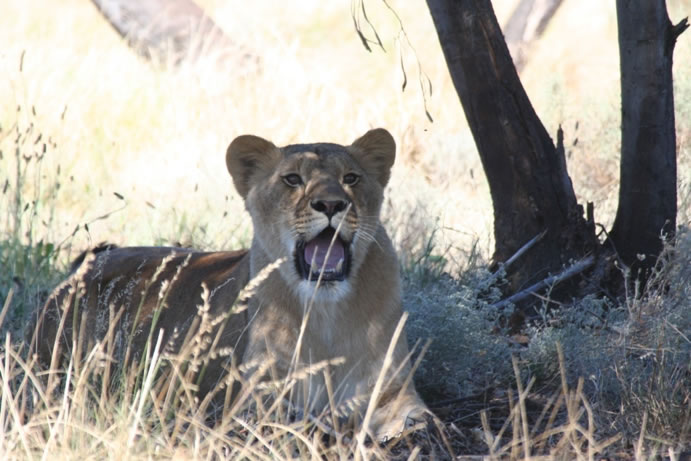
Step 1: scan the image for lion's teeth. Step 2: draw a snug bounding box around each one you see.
[310,260,318,274]
[335,258,343,273]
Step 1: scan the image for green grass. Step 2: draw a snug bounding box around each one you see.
[0,110,67,335]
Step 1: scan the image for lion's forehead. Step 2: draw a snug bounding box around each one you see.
[282,142,349,157]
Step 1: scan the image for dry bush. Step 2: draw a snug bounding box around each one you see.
[403,226,691,457]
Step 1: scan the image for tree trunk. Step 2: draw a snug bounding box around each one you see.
[609,1,687,272]
[90,0,254,67]
[425,0,598,293]
[503,0,565,72]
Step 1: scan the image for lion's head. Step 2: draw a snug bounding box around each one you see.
[226,128,395,303]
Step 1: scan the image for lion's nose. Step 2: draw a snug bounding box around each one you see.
[310,199,349,219]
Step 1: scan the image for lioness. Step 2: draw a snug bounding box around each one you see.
[31,128,427,439]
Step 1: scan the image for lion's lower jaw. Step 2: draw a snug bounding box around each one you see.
[295,279,353,305]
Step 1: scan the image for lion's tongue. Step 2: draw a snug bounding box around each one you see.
[304,232,345,271]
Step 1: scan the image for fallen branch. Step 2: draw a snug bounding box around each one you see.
[491,255,595,310]
[503,0,565,71]
[489,230,547,284]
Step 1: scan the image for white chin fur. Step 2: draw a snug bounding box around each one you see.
[296,279,351,305]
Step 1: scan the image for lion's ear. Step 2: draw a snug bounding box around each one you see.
[226,135,282,198]
[349,128,396,187]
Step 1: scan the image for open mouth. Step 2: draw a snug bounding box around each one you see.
[295,227,351,282]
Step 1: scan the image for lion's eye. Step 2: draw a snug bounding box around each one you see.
[282,174,303,187]
[343,173,360,186]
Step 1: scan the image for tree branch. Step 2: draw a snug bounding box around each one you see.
[491,256,594,310]
[489,230,547,283]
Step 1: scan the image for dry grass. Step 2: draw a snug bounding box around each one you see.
[1,0,691,458]
[2,259,680,460]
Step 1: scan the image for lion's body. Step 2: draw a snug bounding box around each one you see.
[32,129,427,438]
[33,247,250,395]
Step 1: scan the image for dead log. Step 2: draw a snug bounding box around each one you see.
[503,0,565,71]
[90,0,256,67]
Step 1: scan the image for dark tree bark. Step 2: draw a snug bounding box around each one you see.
[609,1,688,271]
[425,0,598,292]
[90,0,255,67]
[503,0,565,72]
